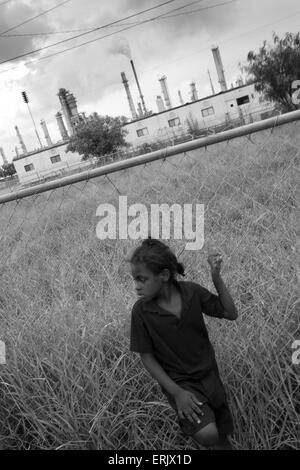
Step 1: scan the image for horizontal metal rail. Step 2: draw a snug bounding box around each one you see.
[1,109,300,205]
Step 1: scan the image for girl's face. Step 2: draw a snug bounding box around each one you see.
[131,262,166,301]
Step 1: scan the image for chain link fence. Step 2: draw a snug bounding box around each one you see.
[0,114,299,450]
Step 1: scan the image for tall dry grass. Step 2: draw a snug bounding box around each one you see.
[0,119,299,449]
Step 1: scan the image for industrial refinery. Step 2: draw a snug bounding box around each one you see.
[2,45,275,185]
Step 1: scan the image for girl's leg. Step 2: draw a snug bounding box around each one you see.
[212,433,233,450]
[192,422,219,448]
[192,426,233,450]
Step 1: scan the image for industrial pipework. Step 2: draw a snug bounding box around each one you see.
[159,75,172,109]
[130,59,148,116]
[211,46,227,92]
[121,71,138,120]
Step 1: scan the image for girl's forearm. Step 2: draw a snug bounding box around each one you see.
[212,274,238,319]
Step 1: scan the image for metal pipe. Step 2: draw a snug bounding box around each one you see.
[58,88,74,135]
[212,46,227,92]
[55,112,69,141]
[208,69,215,95]
[0,147,8,165]
[121,72,138,120]
[178,90,184,105]
[130,59,147,115]
[2,109,299,205]
[156,95,165,112]
[159,75,172,109]
[190,82,198,101]
[137,102,143,118]
[40,119,53,147]
[15,126,27,154]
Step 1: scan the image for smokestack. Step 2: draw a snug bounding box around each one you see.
[137,102,144,118]
[159,75,172,109]
[130,59,147,115]
[211,46,227,92]
[40,119,53,147]
[0,147,8,165]
[66,93,78,117]
[121,72,138,120]
[14,125,27,154]
[178,90,184,105]
[236,76,244,87]
[190,82,198,101]
[15,146,19,158]
[208,69,215,95]
[156,95,165,113]
[58,88,75,135]
[55,112,69,141]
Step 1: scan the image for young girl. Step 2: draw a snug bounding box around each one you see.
[128,238,238,450]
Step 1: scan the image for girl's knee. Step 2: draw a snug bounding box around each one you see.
[192,422,219,448]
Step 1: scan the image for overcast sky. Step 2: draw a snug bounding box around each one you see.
[0,0,299,161]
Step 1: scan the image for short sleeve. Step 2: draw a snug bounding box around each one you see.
[197,284,225,318]
[130,304,154,353]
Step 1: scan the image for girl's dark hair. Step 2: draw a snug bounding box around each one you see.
[128,237,185,280]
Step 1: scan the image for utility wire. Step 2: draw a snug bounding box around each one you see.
[0,0,73,36]
[3,28,92,37]
[0,0,202,65]
[0,0,176,39]
[1,0,238,37]
[162,0,237,17]
[1,2,297,76]
[0,0,15,6]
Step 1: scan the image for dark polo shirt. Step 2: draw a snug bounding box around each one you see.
[130,280,225,382]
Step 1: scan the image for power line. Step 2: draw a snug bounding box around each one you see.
[0,0,73,36]
[1,1,297,77]
[1,0,238,38]
[0,0,207,67]
[162,0,237,18]
[0,0,15,6]
[3,28,92,37]
[21,8,300,95]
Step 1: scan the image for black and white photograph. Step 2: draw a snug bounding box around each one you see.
[0,0,299,453]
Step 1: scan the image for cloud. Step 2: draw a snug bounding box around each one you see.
[0,1,47,62]
[109,36,132,60]
[0,0,106,64]
[119,0,240,39]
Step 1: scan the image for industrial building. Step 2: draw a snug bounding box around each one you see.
[13,142,89,184]
[123,82,275,147]
[11,88,87,184]
[6,46,276,185]
[120,46,275,146]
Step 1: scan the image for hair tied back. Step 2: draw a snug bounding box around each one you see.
[177,262,185,276]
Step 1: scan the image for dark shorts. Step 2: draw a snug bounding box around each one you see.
[161,369,234,437]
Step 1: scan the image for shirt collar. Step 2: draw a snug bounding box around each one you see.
[141,279,194,313]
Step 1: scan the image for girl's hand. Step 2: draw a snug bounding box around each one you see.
[174,388,204,424]
[207,252,222,277]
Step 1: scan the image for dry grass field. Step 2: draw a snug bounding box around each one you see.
[0,119,299,450]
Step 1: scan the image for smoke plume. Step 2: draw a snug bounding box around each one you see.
[109,36,132,59]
